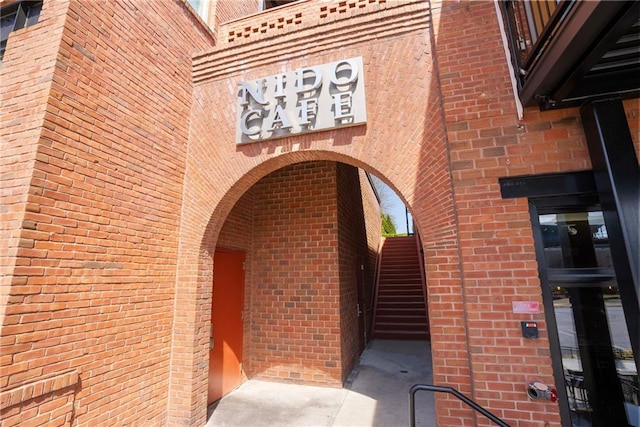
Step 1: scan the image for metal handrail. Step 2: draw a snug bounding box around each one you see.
[409,384,511,427]
[368,236,385,337]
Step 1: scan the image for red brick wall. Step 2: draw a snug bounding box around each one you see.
[215,161,380,387]
[0,0,213,425]
[431,1,637,426]
[336,163,373,377]
[243,161,343,385]
[3,0,637,425]
[432,1,562,425]
[0,0,69,335]
[180,0,449,423]
[1,1,78,425]
[359,170,382,334]
[213,0,260,34]
[625,98,640,157]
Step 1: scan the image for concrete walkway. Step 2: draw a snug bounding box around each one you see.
[205,339,435,427]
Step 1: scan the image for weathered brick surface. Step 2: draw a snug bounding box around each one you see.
[0,370,78,427]
[358,169,382,338]
[3,0,639,426]
[432,1,638,426]
[178,0,443,423]
[1,0,70,342]
[249,162,340,385]
[336,163,375,377]
[1,0,213,425]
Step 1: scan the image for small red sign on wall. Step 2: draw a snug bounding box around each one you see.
[512,301,540,314]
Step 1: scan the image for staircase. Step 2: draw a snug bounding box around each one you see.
[372,236,429,340]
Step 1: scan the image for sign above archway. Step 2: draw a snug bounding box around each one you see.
[236,56,367,144]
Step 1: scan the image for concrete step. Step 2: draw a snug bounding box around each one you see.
[378,286,423,292]
[378,281,423,287]
[378,292,424,298]
[379,269,420,275]
[373,330,430,340]
[377,292,424,299]
[376,300,425,307]
[376,308,427,317]
[376,315,428,324]
[373,236,429,341]
[375,321,429,331]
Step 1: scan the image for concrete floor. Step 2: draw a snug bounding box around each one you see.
[205,339,435,427]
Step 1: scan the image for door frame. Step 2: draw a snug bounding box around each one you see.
[500,169,638,368]
[208,247,246,405]
[500,170,639,426]
[528,194,628,426]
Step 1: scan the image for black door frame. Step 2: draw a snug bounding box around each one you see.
[499,96,638,426]
[528,195,628,426]
[580,98,639,371]
[500,97,639,372]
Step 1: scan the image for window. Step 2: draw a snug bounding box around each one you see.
[500,170,639,427]
[530,197,638,427]
[0,0,42,64]
[262,0,298,11]
[187,0,209,22]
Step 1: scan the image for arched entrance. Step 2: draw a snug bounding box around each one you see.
[169,139,465,427]
[167,16,470,420]
[209,160,381,395]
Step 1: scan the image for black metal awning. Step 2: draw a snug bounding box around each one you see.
[502,0,640,110]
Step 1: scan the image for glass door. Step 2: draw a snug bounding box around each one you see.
[531,197,638,427]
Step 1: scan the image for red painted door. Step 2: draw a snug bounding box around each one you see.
[208,249,245,404]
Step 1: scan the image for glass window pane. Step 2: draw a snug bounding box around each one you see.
[553,286,638,426]
[188,0,202,10]
[187,0,207,19]
[539,211,613,269]
[1,11,18,41]
[25,2,42,26]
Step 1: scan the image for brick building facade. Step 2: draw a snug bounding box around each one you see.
[1,0,638,426]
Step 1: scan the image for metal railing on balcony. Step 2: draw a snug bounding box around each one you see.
[500,0,640,109]
[500,0,573,90]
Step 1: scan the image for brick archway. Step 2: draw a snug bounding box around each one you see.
[169,115,468,425]
[169,149,464,426]
[209,158,381,392]
[167,5,470,422]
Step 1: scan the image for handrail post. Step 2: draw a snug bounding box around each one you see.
[409,384,511,427]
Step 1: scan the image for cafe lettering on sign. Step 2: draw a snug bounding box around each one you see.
[236,57,367,144]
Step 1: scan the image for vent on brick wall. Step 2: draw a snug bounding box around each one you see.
[319,0,384,18]
[227,12,303,42]
[225,0,386,44]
